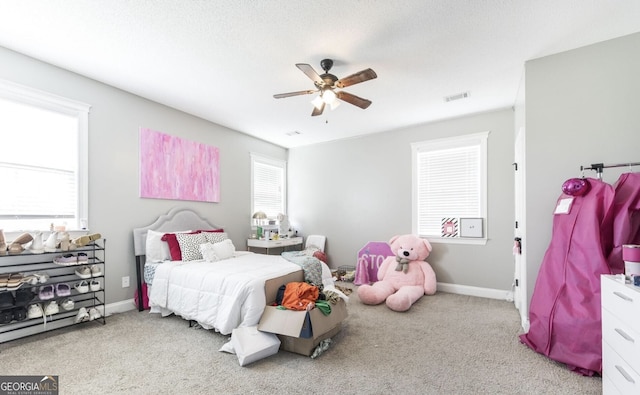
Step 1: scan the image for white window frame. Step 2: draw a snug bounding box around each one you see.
[0,79,90,231]
[250,153,287,221]
[411,131,489,245]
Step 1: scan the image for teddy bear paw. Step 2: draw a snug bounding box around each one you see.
[385,294,412,312]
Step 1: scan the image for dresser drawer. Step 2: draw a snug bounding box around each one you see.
[602,276,640,329]
[603,342,640,395]
[603,309,640,372]
[603,373,624,395]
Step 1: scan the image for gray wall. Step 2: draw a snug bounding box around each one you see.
[0,46,287,304]
[288,109,516,291]
[524,32,640,303]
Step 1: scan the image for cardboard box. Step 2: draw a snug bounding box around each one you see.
[258,298,348,356]
[229,326,280,367]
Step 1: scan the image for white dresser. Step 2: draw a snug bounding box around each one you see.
[601,275,640,394]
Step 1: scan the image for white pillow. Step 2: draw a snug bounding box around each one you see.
[145,229,171,262]
[200,242,219,262]
[212,239,236,260]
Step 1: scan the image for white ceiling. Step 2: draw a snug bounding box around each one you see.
[1,1,639,148]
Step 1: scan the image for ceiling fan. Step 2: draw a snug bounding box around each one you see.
[273,59,377,116]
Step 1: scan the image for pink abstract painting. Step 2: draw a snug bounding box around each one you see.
[139,128,220,202]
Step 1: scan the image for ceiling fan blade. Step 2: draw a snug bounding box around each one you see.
[336,68,377,88]
[336,91,372,109]
[296,63,323,84]
[273,89,317,99]
[311,102,325,116]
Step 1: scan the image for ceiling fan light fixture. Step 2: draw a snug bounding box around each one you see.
[322,89,337,105]
[311,95,324,110]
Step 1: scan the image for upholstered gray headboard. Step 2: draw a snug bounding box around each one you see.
[132,207,221,257]
[132,207,221,311]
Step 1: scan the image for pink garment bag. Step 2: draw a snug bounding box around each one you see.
[520,178,615,376]
[607,172,640,272]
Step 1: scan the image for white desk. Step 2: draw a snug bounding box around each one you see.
[247,237,303,255]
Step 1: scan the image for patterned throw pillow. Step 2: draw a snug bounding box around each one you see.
[175,233,207,261]
[203,232,228,244]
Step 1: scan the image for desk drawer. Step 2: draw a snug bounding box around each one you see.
[603,309,640,371]
[603,342,640,395]
[602,276,640,329]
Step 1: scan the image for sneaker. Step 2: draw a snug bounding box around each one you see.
[89,280,101,292]
[0,309,12,324]
[75,307,89,323]
[27,303,43,319]
[38,285,55,300]
[60,298,75,311]
[55,283,71,297]
[77,253,89,264]
[12,307,27,321]
[74,266,92,279]
[90,265,102,277]
[88,307,101,321]
[74,281,89,294]
[44,300,59,315]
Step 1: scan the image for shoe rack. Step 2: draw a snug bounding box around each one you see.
[0,240,106,345]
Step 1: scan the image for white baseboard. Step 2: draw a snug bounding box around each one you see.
[437,282,514,301]
[105,298,137,316]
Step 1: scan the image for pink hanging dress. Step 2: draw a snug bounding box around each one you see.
[520,177,615,376]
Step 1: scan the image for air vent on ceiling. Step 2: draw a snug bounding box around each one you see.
[286,131,301,136]
[444,91,469,102]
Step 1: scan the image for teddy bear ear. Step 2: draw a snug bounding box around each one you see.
[389,235,400,245]
[422,238,432,252]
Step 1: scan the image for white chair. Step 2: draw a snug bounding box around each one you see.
[305,235,326,252]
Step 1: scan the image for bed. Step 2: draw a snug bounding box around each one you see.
[132,207,342,335]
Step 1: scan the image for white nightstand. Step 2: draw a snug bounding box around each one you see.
[247,237,303,255]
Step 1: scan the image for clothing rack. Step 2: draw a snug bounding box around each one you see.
[581,162,640,179]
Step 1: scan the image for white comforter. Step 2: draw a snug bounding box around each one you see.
[148,252,301,335]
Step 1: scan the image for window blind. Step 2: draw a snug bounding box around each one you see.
[252,157,285,218]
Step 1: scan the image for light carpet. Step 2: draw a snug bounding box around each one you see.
[0,286,602,394]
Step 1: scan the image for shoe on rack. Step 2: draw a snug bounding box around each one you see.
[74,266,92,279]
[44,300,59,315]
[88,307,101,321]
[38,285,55,300]
[74,281,89,294]
[14,288,35,306]
[29,231,45,254]
[58,232,77,252]
[0,273,9,291]
[6,274,26,291]
[0,229,7,256]
[89,280,101,292]
[43,231,58,253]
[12,307,27,321]
[60,298,75,311]
[0,309,13,324]
[32,272,49,284]
[0,291,14,309]
[7,232,33,255]
[75,307,89,323]
[77,253,88,264]
[55,283,71,297]
[90,265,102,277]
[73,233,102,248]
[27,303,43,319]
[54,253,81,266]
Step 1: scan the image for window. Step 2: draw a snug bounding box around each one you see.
[250,153,286,220]
[0,79,90,232]
[411,131,488,243]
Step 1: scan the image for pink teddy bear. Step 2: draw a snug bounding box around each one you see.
[357,234,436,312]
